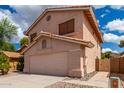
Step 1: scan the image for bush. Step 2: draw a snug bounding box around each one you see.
[17,56,24,71]
[0,55,10,75]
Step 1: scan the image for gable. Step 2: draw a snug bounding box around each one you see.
[26,10,84,37]
[24,6,103,43]
[23,31,95,55]
[25,36,81,55]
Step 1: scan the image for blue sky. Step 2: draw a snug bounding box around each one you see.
[0,5,124,53]
[93,5,124,53]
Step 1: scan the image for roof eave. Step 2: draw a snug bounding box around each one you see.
[25,6,91,36]
[22,32,94,54]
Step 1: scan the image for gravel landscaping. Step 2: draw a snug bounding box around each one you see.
[46,81,99,88]
[64,71,98,81]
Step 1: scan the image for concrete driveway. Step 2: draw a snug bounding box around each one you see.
[0,72,109,88]
[0,73,66,88]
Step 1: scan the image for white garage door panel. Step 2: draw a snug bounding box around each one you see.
[30,52,68,76]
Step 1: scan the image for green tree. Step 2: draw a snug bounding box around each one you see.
[0,40,15,51]
[20,37,29,47]
[0,18,17,41]
[119,40,124,55]
[101,51,112,59]
[0,55,10,75]
[0,18,17,51]
[17,56,24,71]
[119,40,124,48]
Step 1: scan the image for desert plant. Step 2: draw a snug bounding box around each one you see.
[17,56,24,71]
[0,55,10,75]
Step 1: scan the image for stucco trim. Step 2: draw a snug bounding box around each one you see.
[36,31,94,47]
[21,41,36,54]
[22,31,94,54]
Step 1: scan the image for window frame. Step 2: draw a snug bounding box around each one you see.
[59,19,75,35]
[30,33,37,42]
[42,39,47,49]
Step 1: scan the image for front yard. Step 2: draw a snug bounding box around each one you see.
[0,72,109,88]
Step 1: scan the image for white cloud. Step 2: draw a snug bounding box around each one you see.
[97,20,101,27]
[93,5,124,10]
[110,5,124,9]
[100,13,107,18]
[100,9,110,18]
[103,33,124,44]
[105,9,111,13]
[102,48,118,53]
[0,9,10,19]
[105,19,124,33]
[93,5,106,9]
[11,5,65,29]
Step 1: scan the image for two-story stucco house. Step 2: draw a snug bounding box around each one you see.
[22,6,103,78]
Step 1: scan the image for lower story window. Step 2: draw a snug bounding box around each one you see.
[42,39,47,49]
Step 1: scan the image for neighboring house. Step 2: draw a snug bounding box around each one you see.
[0,51,21,71]
[22,6,103,77]
[17,45,28,54]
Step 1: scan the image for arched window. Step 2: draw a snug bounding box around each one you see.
[42,39,47,49]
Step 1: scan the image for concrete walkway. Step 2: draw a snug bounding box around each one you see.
[63,72,109,88]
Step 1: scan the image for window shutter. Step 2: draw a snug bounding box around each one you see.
[59,19,74,35]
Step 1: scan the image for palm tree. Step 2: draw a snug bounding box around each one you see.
[0,18,17,41]
[0,18,17,51]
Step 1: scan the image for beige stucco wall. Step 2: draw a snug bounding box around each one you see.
[24,9,102,77]
[68,49,85,77]
[28,10,84,42]
[82,12,101,74]
[24,36,85,77]
[29,52,68,76]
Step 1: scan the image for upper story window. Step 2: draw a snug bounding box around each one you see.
[59,19,75,35]
[30,33,37,42]
[42,39,47,49]
[46,15,51,21]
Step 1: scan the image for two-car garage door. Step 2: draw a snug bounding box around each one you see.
[29,52,68,76]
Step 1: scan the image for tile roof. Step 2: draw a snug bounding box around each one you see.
[2,51,21,58]
[22,31,94,54]
[17,45,28,54]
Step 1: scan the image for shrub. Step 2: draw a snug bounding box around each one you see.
[17,56,24,71]
[0,55,10,75]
